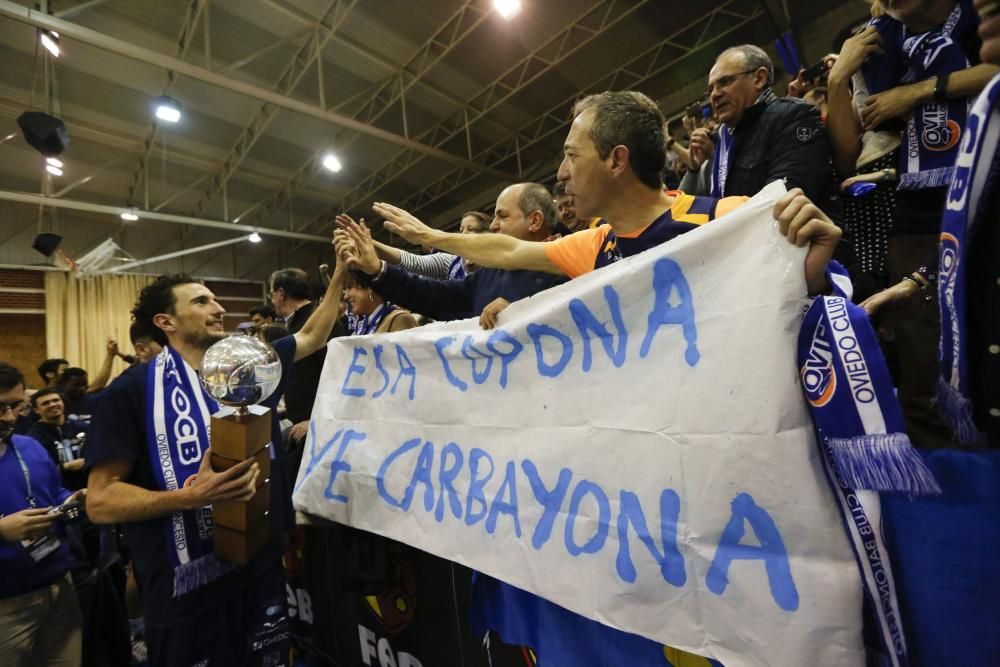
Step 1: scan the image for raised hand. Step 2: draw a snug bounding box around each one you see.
[689,128,715,167]
[371,202,434,246]
[829,26,884,82]
[335,215,382,275]
[773,188,843,295]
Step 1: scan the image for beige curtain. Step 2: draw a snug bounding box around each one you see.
[45,272,154,381]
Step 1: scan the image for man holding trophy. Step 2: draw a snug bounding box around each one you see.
[85,271,343,667]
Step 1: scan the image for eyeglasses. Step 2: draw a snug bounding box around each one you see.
[0,400,27,414]
[706,69,758,97]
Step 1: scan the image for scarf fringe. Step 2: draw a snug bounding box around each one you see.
[898,166,955,191]
[172,553,237,597]
[826,432,942,495]
[935,377,986,448]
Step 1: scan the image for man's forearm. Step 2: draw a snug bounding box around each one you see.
[295,266,345,358]
[825,73,862,176]
[374,240,403,266]
[88,479,196,524]
[88,353,114,392]
[906,64,1000,106]
[422,229,522,270]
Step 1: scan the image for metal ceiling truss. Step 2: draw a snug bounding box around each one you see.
[190,0,357,218]
[239,0,492,233]
[400,0,766,218]
[185,0,494,275]
[0,190,331,243]
[125,0,208,208]
[0,1,508,175]
[280,0,654,253]
[332,0,646,214]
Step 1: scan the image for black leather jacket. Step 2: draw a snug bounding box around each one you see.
[720,89,832,203]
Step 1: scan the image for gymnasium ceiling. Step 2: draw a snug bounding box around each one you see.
[0,0,862,280]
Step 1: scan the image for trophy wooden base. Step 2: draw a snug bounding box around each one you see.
[210,407,272,564]
[213,521,269,565]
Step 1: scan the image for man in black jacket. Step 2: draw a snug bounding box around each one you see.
[700,44,832,203]
[269,268,347,426]
[337,182,566,326]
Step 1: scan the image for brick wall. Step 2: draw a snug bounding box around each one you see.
[0,314,46,385]
[0,269,47,384]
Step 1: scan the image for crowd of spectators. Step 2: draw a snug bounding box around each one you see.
[2,0,1000,662]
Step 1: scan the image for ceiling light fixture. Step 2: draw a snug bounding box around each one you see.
[493,0,521,19]
[45,164,63,176]
[45,157,63,168]
[120,210,139,221]
[321,153,342,172]
[248,232,262,243]
[39,30,60,57]
[154,96,182,123]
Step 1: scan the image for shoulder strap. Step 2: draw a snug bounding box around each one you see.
[378,308,410,333]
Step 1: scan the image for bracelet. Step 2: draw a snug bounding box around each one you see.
[374,260,388,280]
[902,274,933,303]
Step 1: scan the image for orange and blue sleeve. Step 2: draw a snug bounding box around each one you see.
[715,196,748,218]
[543,227,610,278]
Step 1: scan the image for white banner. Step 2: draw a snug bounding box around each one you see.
[293,183,865,667]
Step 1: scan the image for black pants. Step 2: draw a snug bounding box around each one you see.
[145,566,290,667]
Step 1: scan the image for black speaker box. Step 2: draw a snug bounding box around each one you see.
[32,233,63,257]
[17,111,69,156]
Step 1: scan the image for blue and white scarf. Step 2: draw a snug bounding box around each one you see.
[863,0,977,191]
[146,347,235,597]
[708,125,734,199]
[448,255,467,280]
[936,74,1000,446]
[349,302,395,336]
[798,263,940,667]
[799,262,941,495]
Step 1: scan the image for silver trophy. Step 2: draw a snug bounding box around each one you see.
[200,335,281,412]
[199,335,281,563]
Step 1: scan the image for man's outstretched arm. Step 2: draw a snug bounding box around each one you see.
[368,203,563,275]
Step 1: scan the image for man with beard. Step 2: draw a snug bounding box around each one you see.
[85,272,343,667]
[0,363,83,665]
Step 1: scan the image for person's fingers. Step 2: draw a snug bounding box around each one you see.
[209,458,254,484]
[25,514,57,530]
[773,189,807,238]
[22,508,53,517]
[860,293,886,316]
[214,464,259,498]
[794,219,833,247]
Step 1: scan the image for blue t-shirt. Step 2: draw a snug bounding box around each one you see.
[86,336,297,627]
[0,435,75,599]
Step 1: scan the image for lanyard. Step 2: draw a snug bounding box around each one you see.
[10,442,36,508]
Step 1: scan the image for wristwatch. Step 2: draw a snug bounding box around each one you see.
[933,73,950,104]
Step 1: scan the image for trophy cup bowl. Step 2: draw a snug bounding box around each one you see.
[200,335,281,410]
[199,335,281,564]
